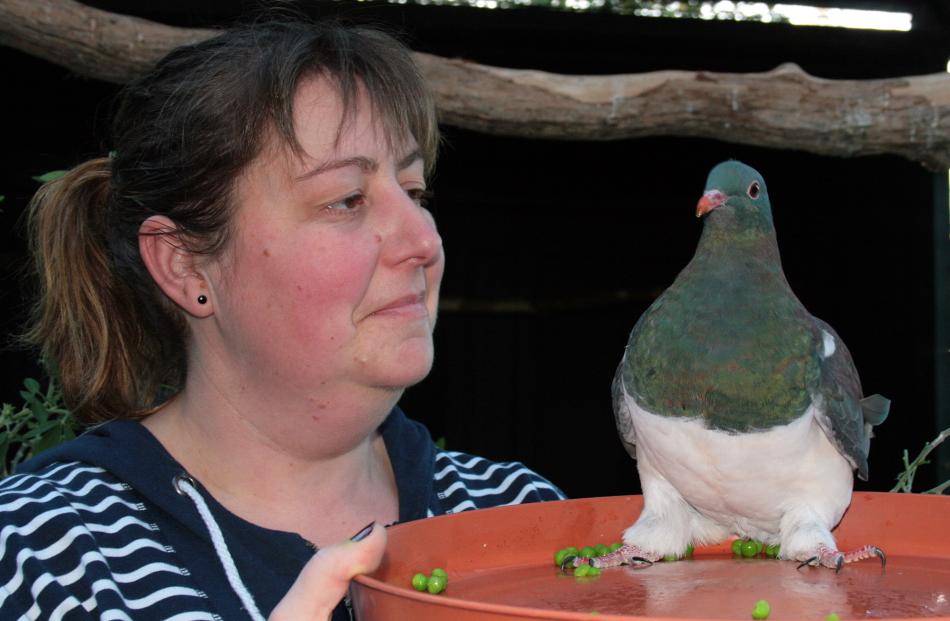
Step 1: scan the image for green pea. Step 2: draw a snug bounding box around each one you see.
[593,543,609,556]
[684,544,695,558]
[753,540,764,554]
[751,600,770,620]
[609,542,623,552]
[825,614,841,621]
[411,572,428,591]
[765,544,780,558]
[431,568,448,585]
[587,565,602,576]
[574,564,592,577]
[740,540,759,558]
[426,574,447,594]
[732,539,744,555]
[554,548,572,567]
[580,546,597,558]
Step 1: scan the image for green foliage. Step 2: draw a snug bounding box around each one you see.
[0,377,81,478]
[32,170,68,184]
[891,427,950,495]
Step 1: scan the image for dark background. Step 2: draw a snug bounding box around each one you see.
[1,0,948,497]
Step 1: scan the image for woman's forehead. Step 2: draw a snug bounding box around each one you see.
[286,76,418,168]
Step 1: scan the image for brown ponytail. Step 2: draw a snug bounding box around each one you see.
[23,158,167,424]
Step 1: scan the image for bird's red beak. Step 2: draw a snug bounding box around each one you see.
[696,190,727,218]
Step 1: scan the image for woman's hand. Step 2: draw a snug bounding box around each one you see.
[269,522,387,621]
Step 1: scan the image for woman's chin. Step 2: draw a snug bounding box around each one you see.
[367,343,435,391]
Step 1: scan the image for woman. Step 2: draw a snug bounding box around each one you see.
[0,20,563,620]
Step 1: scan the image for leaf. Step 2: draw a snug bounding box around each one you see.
[23,378,41,395]
[32,426,64,455]
[32,170,68,183]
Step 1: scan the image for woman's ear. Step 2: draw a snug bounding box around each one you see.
[139,215,213,317]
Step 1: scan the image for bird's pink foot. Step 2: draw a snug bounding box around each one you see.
[796,544,886,572]
[565,544,661,570]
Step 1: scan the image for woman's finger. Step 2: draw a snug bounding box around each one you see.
[269,522,387,621]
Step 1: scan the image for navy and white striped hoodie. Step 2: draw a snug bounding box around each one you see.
[0,407,564,620]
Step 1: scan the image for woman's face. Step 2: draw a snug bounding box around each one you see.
[204,76,444,402]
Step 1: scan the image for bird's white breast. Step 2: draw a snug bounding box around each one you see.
[625,387,854,543]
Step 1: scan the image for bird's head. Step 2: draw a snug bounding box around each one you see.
[695,160,774,233]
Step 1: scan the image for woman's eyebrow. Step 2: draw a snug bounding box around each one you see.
[295,156,377,182]
[294,149,422,183]
[396,149,423,171]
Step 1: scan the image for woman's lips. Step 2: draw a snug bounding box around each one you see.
[371,292,428,318]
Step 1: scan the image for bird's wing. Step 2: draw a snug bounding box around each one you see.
[612,352,638,460]
[811,317,889,481]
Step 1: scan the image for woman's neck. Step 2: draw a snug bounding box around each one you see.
[142,373,400,546]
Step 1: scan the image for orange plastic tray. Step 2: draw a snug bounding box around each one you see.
[351,493,950,620]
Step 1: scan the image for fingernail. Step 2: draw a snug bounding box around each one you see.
[350,521,375,542]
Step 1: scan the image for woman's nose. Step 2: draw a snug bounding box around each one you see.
[384,189,443,268]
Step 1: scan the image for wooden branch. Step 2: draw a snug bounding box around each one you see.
[0,0,212,83]
[417,54,950,170]
[3,0,950,170]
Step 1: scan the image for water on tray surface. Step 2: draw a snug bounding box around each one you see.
[451,555,950,619]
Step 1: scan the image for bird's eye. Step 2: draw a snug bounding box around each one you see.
[747,181,760,199]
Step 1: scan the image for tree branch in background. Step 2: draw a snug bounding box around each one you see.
[2,0,950,169]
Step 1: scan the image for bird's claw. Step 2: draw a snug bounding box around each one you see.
[560,555,582,573]
[625,556,655,568]
[588,544,660,570]
[796,544,886,571]
[873,546,887,568]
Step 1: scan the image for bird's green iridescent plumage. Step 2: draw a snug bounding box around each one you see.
[623,161,822,432]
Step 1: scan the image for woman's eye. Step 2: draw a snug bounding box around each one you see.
[325,193,365,212]
[747,181,761,199]
[408,188,433,208]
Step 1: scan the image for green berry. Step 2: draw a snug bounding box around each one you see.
[587,565,601,576]
[609,542,623,552]
[825,614,841,621]
[555,546,580,566]
[732,539,744,555]
[740,540,759,558]
[431,567,447,578]
[751,600,770,620]
[765,544,780,558]
[426,574,447,594]
[574,564,592,577]
[593,543,609,556]
[411,573,428,591]
[580,546,597,558]
[753,540,763,554]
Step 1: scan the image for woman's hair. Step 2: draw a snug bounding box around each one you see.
[23,19,440,424]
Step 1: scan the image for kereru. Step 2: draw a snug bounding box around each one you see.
[584,160,889,571]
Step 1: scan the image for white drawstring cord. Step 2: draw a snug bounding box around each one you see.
[175,474,266,621]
